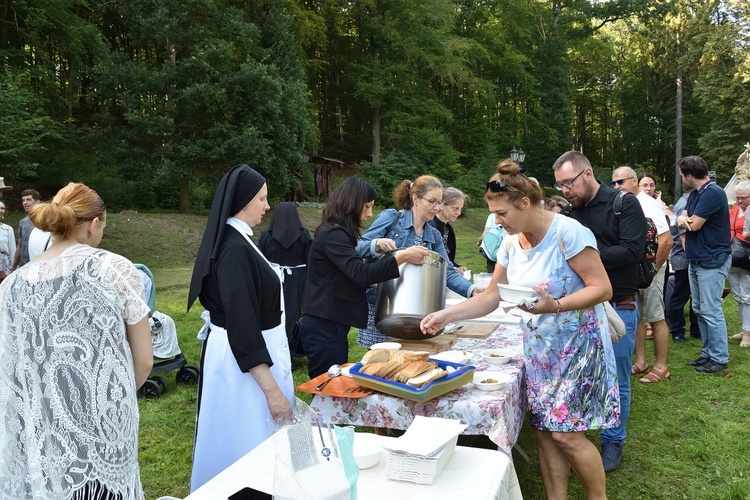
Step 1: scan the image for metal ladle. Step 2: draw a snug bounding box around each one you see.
[315,364,342,391]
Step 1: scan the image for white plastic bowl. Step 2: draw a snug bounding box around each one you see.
[352,433,383,469]
[473,371,512,391]
[481,348,515,365]
[497,284,536,304]
[369,342,402,351]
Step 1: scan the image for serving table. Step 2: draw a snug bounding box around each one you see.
[183,432,523,500]
[310,319,526,456]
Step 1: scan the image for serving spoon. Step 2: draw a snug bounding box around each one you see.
[315,364,342,391]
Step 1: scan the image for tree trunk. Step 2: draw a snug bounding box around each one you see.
[372,107,381,164]
[675,66,683,198]
[336,71,344,146]
[179,176,190,214]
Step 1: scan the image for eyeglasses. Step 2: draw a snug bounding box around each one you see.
[420,197,444,208]
[609,176,636,187]
[486,180,522,193]
[554,169,586,191]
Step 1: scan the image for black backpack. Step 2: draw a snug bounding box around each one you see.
[613,191,658,288]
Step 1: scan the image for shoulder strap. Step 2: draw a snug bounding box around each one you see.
[504,233,516,254]
[556,217,565,255]
[613,191,625,217]
[385,209,403,237]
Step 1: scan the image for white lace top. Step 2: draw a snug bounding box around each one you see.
[0,244,150,499]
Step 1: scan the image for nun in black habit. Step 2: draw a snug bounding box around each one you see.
[258,202,312,356]
[187,164,295,492]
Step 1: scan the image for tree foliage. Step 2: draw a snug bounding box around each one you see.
[1,0,749,209]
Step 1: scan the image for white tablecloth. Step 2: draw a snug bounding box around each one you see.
[310,322,527,455]
[183,433,523,500]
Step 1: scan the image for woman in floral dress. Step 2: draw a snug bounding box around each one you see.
[422,159,619,499]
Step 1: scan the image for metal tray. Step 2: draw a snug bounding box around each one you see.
[349,360,475,403]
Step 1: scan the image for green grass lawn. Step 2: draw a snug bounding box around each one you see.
[61,207,750,499]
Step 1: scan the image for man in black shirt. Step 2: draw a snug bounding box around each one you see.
[553,151,647,473]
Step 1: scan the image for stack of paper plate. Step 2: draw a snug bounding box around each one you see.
[381,416,466,484]
[384,436,458,484]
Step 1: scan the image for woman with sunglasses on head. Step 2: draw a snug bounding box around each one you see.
[356,175,478,348]
[421,159,618,500]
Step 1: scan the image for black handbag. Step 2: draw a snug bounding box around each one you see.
[289,316,305,357]
[731,237,750,270]
[731,210,750,270]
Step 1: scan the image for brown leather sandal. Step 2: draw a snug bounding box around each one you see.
[639,368,670,384]
[631,364,649,376]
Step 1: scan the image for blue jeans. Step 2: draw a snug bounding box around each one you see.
[600,301,639,446]
[667,269,699,338]
[689,256,731,364]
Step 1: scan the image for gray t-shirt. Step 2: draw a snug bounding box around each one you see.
[17,216,34,267]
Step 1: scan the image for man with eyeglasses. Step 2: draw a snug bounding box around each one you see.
[552,151,647,473]
[611,167,673,387]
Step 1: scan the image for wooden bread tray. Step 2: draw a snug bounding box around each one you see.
[454,322,499,339]
[386,333,458,353]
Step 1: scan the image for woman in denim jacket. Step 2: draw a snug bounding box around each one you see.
[356,175,479,347]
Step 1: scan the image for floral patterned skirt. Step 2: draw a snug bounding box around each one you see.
[522,307,620,432]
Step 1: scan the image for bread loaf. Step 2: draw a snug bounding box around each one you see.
[406,367,448,387]
[395,350,430,363]
[359,349,446,387]
[393,361,435,383]
[361,349,390,365]
[360,362,384,375]
[375,360,401,378]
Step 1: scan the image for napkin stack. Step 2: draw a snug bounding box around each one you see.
[382,416,467,484]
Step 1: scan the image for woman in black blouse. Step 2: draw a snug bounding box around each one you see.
[300,177,429,378]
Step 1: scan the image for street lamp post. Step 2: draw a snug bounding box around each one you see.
[510,147,525,165]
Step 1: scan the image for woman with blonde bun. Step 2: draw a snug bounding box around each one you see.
[0,182,153,499]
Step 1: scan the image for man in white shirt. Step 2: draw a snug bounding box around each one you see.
[27,226,53,260]
[611,167,673,384]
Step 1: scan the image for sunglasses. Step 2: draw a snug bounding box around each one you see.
[609,177,636,187]
[486,180,522,193]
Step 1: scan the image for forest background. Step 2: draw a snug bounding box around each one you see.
[1,0,749,210]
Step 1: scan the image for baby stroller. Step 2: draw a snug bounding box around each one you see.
[135,264,200,399]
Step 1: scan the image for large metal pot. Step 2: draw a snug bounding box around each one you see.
[375,249,447,340]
